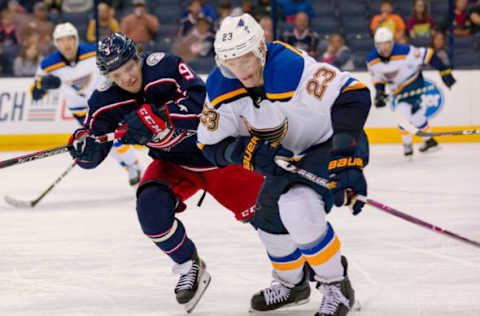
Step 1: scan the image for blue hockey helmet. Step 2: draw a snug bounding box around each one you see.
[96,32,139,75]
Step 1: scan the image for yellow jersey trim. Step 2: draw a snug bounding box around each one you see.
[272,40,303,57]
[368,58,381,66]
[265,91,295,100]
[79,51,96,60]
[425,48,434,64]
[44,62,66,73]
[341,82,367,93]
[210,88,248,108]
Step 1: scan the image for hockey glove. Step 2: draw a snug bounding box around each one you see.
[31,75,61,100]
[117,104,172,145]
[374,91,388,108]
[440,69,456,88]
[328,134,367,215]
[68,128,102,163]
[226,136,293,177]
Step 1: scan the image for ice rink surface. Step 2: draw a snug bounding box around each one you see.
[0,143,479,316]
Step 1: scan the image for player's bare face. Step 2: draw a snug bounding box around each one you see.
[377,41,393,57]
[109,59,142,94]
[57,36,77,61]
[223,52,263,88]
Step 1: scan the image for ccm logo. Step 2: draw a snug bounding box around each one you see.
[138,107,165,133]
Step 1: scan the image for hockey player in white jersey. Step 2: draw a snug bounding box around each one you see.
[197,14,371,316]
[31,22,142,185]
[367,27,456,156]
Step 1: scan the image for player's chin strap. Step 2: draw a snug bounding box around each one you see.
[274,157,480,249]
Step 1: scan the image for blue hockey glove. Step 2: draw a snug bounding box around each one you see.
[328,134,367,215]
[31,75,61,101]
[226,136,293,176]
[68,128,102,163]
[440,69,456,88]
[117,104,172,145]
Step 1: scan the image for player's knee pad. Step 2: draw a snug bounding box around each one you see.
[136,183,177,236]
[278,184,328,245]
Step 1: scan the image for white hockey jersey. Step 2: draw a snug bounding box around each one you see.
[34,42,101,118]
[366,43,434,94]
[197,41,367,155]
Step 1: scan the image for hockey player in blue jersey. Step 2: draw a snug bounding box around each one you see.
[31,23,142,185]
[197,14,371,316]
[66,33,264,313]
[367,27,456,156]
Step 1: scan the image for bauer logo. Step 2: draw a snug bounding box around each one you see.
[421,79,444,118]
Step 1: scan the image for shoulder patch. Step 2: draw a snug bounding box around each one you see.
[146,52,165,66]
[97,79,113,92]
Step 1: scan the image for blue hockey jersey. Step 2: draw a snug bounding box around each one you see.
[83,52,213,168]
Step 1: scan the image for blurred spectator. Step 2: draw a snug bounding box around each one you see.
[182,0,217,22]
[321,33,354,71]
[232,0,256,17]
[86,2,119,42]
[396,33,409,44]
[178,0,210,37]
[215,0,233,31]
[120,0,159,43]
[370,0,406,41]
[20,2,54,56]
[441,0,471,36]
[0,9,19,47]
[408,0,435,39]
[173,16,214,62]
[469,0,480,43]
[9,0,29,35]
[14,37,41,76]
[44,0,62,11]
[259,15,273,42]
[281,11,319,57]
[277,0,314,23]
[430,32,450,65]
[62,0,93,13]
[256,0,280,20]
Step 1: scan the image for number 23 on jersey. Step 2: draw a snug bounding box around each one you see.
[306,66,336,101]
[200,103,220,131]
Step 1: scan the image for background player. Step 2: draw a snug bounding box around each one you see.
[367,27,456,157]
[67,33,264,313]
[31,22,142,185]
[197,14,371,316]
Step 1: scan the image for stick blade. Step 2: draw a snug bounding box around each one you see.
[4,195,34,208]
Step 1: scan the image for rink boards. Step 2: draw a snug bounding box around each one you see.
[0,70,479,151]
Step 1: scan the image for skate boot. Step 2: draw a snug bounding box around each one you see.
[315,256,355,316]
[127,161,142,186]
[403,142,413,157]
[250,265,310,311]
[419,138,439,153]
[173,251,211,313]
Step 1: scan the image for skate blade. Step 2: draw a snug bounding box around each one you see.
[248,298,310,313]
[352,299,361,311]
[184,270,211,313]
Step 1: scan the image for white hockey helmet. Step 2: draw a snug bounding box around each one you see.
[214,13,266,78]
[374,27,394,45]
[53,22,79,48]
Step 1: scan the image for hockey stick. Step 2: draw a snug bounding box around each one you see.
[274,157,480,249]
[0,132,117,169]
[4,161,77,208]
[394,110,480,137]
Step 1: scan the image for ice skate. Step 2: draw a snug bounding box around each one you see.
[419,138,439,153]
[403,142,413,158]
[173,251,211,313]
[250,265,310,312]
[127,161,142,186]
[315,256,355,316]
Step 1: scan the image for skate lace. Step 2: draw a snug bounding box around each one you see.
[318,283,350,315]
[174,263,199,292]
[263,283,290,305]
